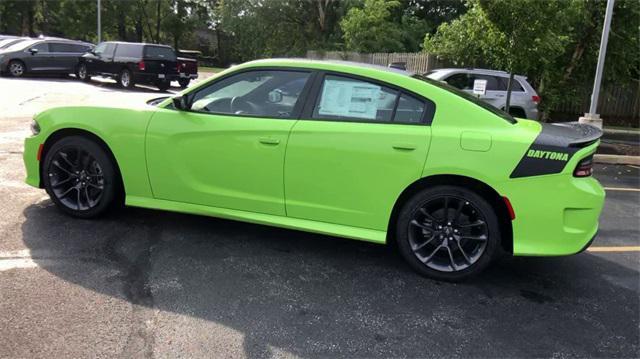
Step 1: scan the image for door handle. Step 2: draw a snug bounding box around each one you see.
[392,143,416,151]
[259,137,280,145]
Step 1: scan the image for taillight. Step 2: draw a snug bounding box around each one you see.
[177,62,181,71]
[531,95,541,104]
[138,61,145,71]
[574,155,593,177]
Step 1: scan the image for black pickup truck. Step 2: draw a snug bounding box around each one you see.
[77,41,178,91]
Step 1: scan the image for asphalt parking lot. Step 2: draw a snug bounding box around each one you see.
[0,76,638,358]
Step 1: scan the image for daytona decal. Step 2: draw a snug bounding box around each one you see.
[526,149,569,161]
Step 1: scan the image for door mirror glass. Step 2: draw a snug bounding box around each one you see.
[29,48,38,55]
[267,89,283,103]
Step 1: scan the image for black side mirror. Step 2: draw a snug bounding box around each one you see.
[172,95,189,110]
[29,48,38,55]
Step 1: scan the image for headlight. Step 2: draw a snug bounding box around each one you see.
[30,119,40,135]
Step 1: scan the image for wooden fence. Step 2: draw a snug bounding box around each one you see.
[306,50,639,126]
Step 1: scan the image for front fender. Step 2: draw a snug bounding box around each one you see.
[27,106,156,198]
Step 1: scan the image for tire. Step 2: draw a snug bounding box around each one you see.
[156,80,171,92]
[396,185,501,281]
[178,78,190,88]
[8,60,25,77]
[42,136,120,218]
[76,63,91,82]
[118,68,134,89]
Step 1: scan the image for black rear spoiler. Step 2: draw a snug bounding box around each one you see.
[538,122,603,148]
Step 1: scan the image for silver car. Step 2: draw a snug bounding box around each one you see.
[426,68,540,120]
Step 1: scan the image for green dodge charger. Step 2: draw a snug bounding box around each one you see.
[23,59,605,280]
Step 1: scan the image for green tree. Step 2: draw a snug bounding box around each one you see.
[341,0,405,52]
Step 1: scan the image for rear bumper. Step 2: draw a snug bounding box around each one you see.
[179,72,198,79]
[132,71,179,84]
[501,174,605,256]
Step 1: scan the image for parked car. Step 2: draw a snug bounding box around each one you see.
[425,68,540,120]
[0,38,93,77]
[0,35,17,41]
[24,59,604,281]
[177,49,199,88]
[77,41,179,91]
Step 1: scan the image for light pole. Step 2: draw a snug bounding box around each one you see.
[579,0,615,129]
[97,0,101,43]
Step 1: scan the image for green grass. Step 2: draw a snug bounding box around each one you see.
[199,66,226,73]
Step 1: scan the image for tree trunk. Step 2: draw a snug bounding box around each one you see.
[155,0,161,43]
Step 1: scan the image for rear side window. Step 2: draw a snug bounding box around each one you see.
[394,94,426,124]
[497,77,525,92]
[313,75,399,122]
[115,44,143,58]
[144,46,176,60]
[50,43,88,53]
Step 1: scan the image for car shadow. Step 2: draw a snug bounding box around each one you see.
[2,74,179,93]
[20,200,640,358]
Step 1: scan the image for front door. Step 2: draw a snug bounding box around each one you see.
[24,42,51,72]
[146,69,312,216]
[284,73,433,230]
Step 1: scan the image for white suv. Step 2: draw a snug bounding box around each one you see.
[426,68,540,120]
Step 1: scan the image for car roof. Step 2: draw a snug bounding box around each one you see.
[428,67,527,79]
[241,58,414,76]
[101,41,173,48]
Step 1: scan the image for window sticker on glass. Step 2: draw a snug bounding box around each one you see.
[318,79,381,120]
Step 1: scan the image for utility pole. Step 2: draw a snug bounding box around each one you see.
[579,0,615,129]
[97,0,102,43]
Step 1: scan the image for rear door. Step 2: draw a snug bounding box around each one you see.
[48,42,90,73]
[284,73,433,230]
[143,45,177,80]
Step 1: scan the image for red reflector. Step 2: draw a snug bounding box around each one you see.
[502,196,516,220]
[531,95,541,103]
[36,144,44,161]
[138,61,145,71]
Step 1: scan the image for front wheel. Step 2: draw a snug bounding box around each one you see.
[76,63,91,82]
[8,60,25,77]
[42,136,120,218]
[396,185,501,281]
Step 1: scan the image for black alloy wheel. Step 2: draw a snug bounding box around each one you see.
[43,136,120,218]
[396,185,500,281]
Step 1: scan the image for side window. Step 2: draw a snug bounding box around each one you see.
[472,74,501,91]
[445,73,472,90]
[115,44,142,58]
[50,43,80,53]
[312,75,398,122]
[103,43,116,57]
[394,94,426,124]
[93,43,107,55]
[30,42,49,53]
[497,77,525,92]
[190,70,311,118]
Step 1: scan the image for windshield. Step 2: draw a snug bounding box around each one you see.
[412,74,516,124]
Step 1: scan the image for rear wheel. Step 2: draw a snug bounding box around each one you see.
[178,78,190,88]
[8,60,25,77]
[396,185,500,281]
[118,68,134,89]
[156,80,171,92]
[42,136,119,218]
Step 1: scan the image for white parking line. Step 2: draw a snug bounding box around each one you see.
[0,249,38,271]
[604,187,640,192]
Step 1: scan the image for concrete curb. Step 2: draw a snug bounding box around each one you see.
[604,128,640,135]
[594,154,640,166]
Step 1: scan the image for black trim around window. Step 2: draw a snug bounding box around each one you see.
[181,67,316,121]
[300,70,436,126]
